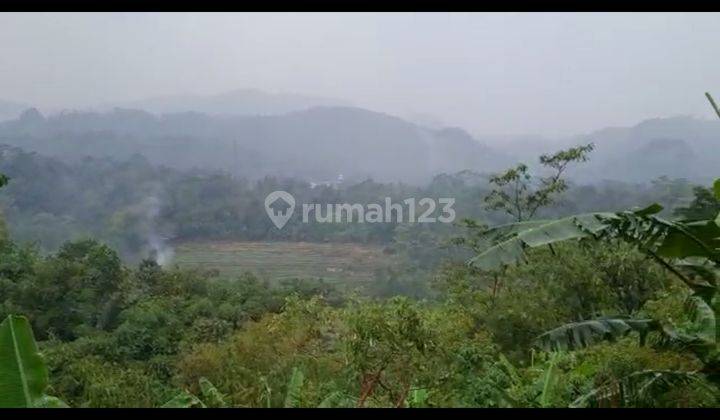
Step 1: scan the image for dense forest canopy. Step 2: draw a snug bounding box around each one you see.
[0,140,704,264]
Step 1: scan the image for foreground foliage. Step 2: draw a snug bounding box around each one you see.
[0,315,66,408]
[470,177,720,406]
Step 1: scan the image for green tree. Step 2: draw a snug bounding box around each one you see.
[484,143,594,222]
[673,183,720,221]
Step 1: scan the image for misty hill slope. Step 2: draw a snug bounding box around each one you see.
[564,116,720,184]
[481,116,720,184]
[0,106,509,184]
[3,105,716,185]
[0,99,30,122]
[104,89,353,116]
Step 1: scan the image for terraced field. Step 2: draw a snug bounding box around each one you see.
[173,241,394,285]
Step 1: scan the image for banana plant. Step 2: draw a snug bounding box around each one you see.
[535,317,661,352]
[471,93,720,405]
[0,315,67,408]
[283,367,305,408]
[490,351,565,407]
[276,367,354,408]
[569,370,713,408]
[469,188,720,405]
[161,377,228,408]
[282,366,353,408]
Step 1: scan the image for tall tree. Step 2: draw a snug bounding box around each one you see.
[484,143,594,221]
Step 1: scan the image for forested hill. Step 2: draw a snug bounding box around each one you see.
[481,116,720,185]
[0,99,28,122]
[103,88,353,116]
[1,103,718,185]
[565,116,720,184]
[0,106,509,184]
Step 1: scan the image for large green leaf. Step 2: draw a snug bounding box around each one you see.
[160,378,225,408]
[407,388,429,408]
[570,370,710,408]
[594,209,719,260]
[161,391,206,408]
[283,367,305,408]
[539,352,560,407]
[469,213,615,270]
[654,219,720,261]
[199,377,227,408]
[673,259,719,294]
[317,391,350,408]
[686,295,717,344]
[471,207,720,273]
[535,317,660,351]
[0,315,50,408]
[472,219,555,250]
[633,203,664,217]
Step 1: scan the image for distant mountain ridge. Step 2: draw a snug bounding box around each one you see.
[563,116,720,184]
[0,99,30,122]
[1,90,718,185]
[474,115,720,185]
[0,105,509,184]
[101,88,353,116]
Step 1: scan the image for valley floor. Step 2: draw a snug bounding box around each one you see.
[173,240,395,286]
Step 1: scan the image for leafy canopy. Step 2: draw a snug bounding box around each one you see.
[484,143,594,221]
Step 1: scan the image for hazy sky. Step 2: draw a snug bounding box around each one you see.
[1,12,719,137]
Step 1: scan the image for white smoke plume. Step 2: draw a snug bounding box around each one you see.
[141,194,174,266]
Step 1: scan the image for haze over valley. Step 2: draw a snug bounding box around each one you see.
[0,88,717,185]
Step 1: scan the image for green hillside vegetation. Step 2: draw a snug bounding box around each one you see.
[1,94,720,408]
